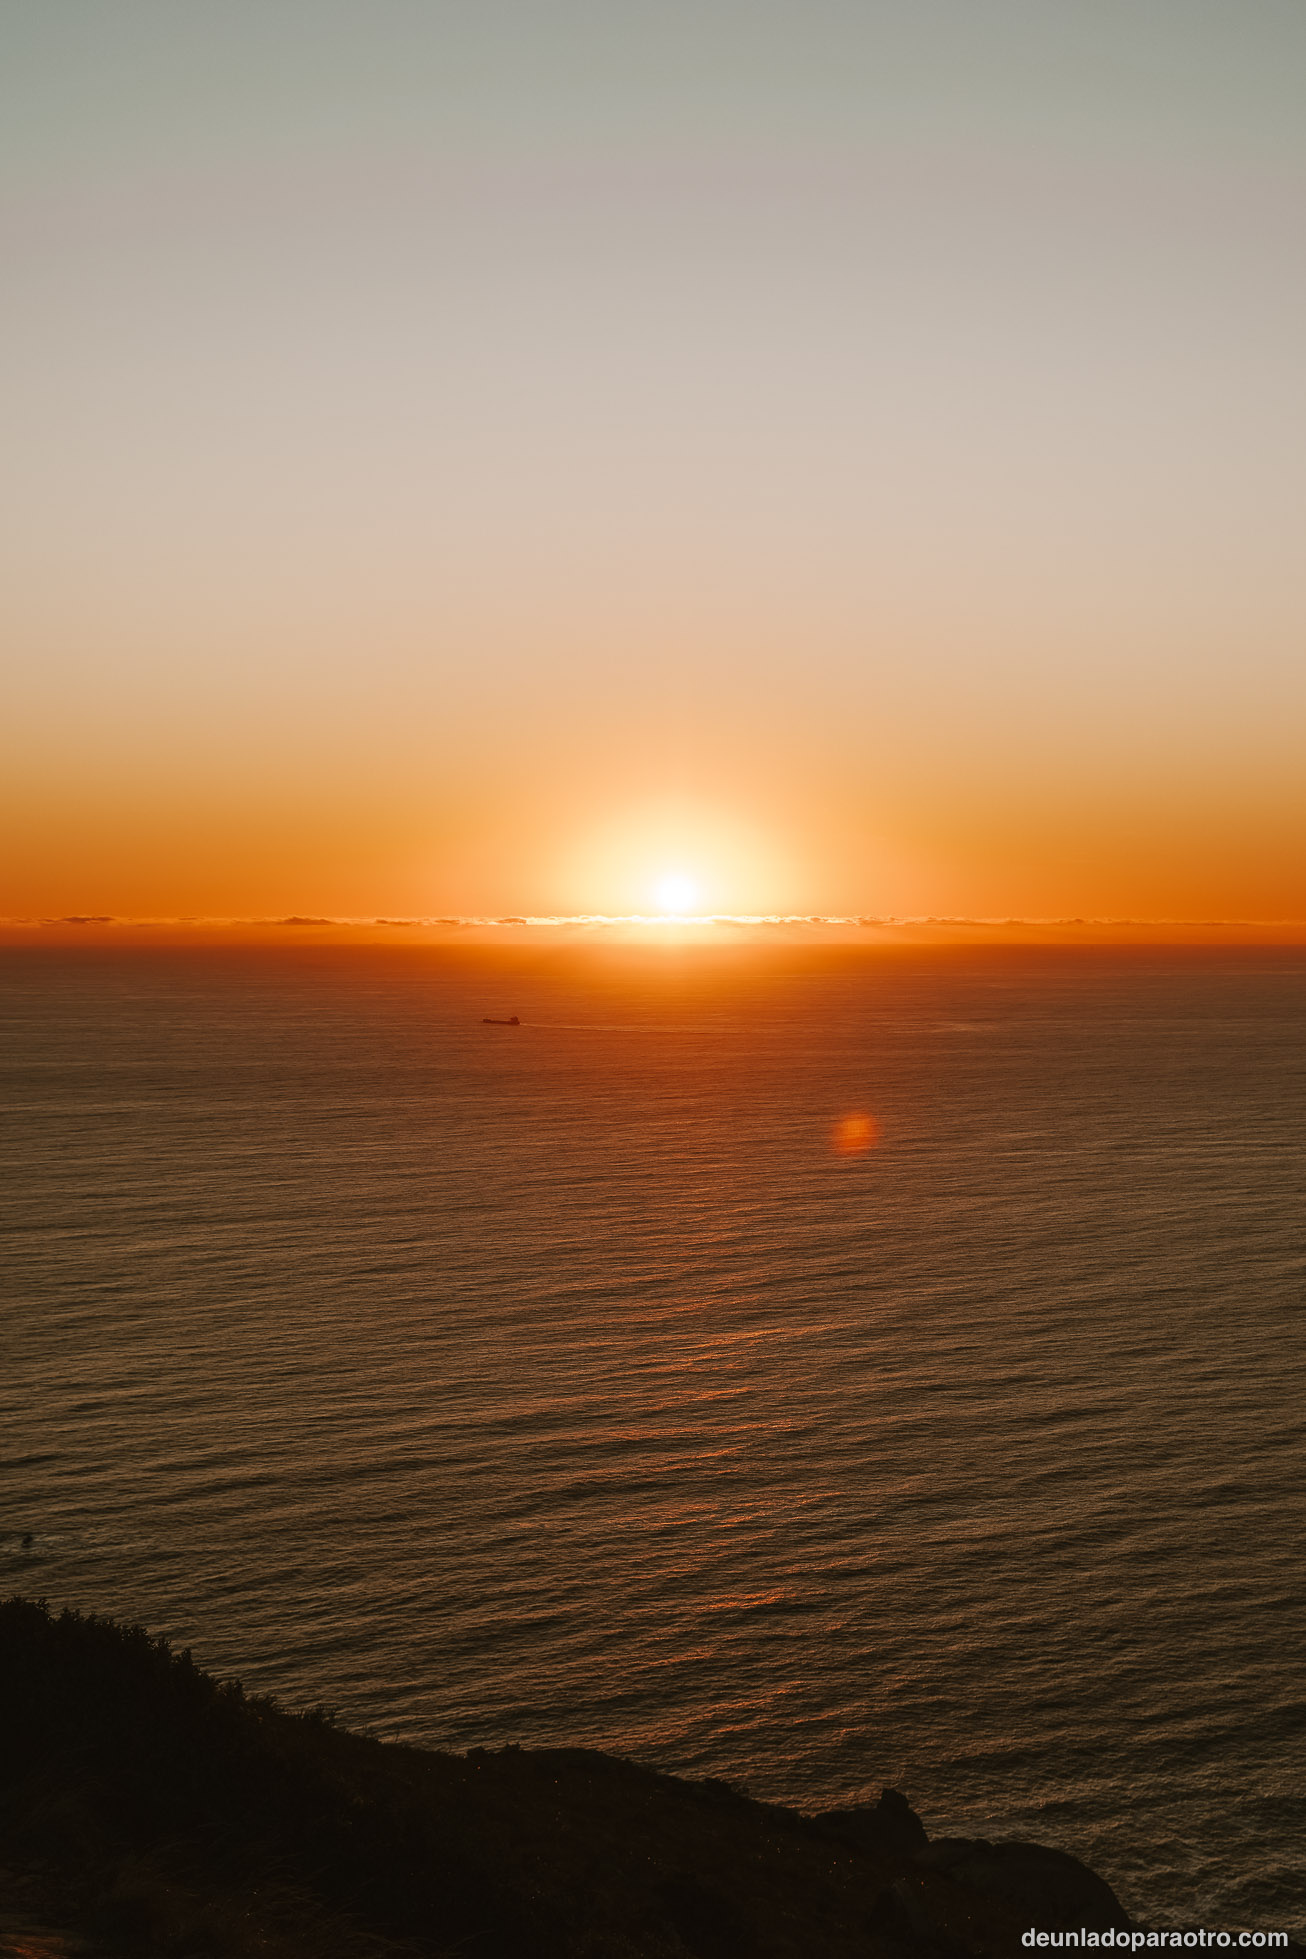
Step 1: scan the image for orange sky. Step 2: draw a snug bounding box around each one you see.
[4,3,1305,931]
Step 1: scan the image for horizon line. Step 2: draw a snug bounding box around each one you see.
[7,914,1306,932]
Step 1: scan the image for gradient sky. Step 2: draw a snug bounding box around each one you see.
[5,1,1305,922]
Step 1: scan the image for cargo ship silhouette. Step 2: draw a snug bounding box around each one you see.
[482,1015,520,1026]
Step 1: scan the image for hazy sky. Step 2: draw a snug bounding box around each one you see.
[5,1,1305,920]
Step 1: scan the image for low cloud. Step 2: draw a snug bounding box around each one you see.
[4,913,1301,947]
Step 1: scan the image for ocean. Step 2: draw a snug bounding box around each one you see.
[3,944,1303,1933]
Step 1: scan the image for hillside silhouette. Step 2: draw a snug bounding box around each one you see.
[0,1595,1136,1957]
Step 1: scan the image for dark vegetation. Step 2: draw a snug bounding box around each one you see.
[0,1596,1135,1958]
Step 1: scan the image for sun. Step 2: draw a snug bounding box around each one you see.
[654,872,698,915]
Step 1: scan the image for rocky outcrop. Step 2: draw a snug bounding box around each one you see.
[915,1839,1132,1930]
[809,1785,931,1857]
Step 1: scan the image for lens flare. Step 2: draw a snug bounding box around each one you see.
[832,1111,880,1155]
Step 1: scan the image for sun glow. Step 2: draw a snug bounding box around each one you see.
[654,873,698,914]
[554,801,805,918]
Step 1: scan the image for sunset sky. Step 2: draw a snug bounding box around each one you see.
[5,1,1305,928]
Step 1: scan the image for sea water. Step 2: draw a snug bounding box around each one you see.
[2,945,1303,1932]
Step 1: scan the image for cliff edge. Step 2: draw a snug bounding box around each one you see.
[1,1596,1130,1958]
